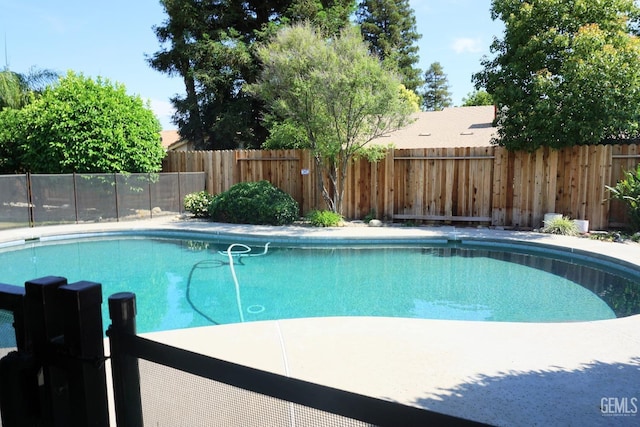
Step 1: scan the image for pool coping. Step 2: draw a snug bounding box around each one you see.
[2,216,640,426]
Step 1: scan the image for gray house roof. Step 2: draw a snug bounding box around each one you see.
[370,105,497,148]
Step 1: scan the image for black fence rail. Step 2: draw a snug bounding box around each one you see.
[0,277,486,426]
[107,293,485,427]
[0,172,206,230]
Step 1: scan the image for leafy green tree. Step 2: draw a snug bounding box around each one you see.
[462,90,494,107]
[0,107,22,173]
[356,0,423,92]
[0,71,164,173]
[474,0,640,151]
[250,23,417,214]
[607,163,640,232]
[0,67,58,109]
[149,0,355,150]
[421,62,453,111]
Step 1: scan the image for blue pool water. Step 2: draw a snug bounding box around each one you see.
[1,234,639,333]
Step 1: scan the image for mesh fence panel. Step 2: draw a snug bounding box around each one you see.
[0,175,29,229]
[139,359,373,427]
[76,174,118,222]
[180,172,207,202]
[152,173,181,216]
[1,172,206,229]
[116,174,152,220]
[0,310,16,359]
[30,174,76,225]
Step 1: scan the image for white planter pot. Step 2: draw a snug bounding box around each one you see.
[573,219,589,234]
[544,213,563,224]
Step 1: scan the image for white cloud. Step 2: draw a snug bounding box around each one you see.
[451,37,484,54]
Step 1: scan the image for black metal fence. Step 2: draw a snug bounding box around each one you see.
[0,277,109,426]
[0,277,485,427]
[0,172,206,230]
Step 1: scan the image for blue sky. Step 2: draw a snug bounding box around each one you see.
[1,0,503,130]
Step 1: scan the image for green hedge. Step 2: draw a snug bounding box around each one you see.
[208,180,299,225]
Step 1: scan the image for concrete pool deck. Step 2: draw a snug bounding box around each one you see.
[1,217,640,426]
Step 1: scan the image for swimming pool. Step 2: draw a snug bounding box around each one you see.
[1,231,639,333]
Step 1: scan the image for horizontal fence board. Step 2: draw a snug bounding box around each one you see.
[393,214,492,222]
[162,144,640,229]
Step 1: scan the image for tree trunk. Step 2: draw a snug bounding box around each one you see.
[180,58,206,150]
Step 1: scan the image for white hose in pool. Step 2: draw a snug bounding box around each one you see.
[224,243,271,322]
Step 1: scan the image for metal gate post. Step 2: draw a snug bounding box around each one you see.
[24,276,69,426]
[0,283,34,427]
[1,277,110,427]
[0,283,29,352]
[108,292,143,427]
[59,281,109,427]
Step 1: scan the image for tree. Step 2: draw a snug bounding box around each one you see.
[474,0,640,151]
[149,0,355,150]
[250,24,417,214]
[0,67,59,109]
[462,90,494,107]
[0,107,22,173]
[356,0,423,92]
[285,0,356,36]
[0,72,164,173]
[422,62,453,111]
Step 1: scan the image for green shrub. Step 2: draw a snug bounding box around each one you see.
[208,180,299,225]
[183,191,214,218]
[363,209,376,223]
[306,210,343,227]
[542,216,579,236]
[607,164,640,232]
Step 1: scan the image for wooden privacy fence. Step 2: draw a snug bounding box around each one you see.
[162,144,640,230]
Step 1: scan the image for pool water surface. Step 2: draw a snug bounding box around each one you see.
[1,235,638,333]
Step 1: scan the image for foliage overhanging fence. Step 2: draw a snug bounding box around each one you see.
[0,172,206,229]
[162,145,640,230]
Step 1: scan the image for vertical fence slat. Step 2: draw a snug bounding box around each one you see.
[492,147,507,226]
[544,148,558,216]
[382,149,394,219]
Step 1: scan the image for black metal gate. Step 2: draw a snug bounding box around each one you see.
[0,276,485,427]
[0,277,108,427]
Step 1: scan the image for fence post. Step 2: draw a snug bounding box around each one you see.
[0,283,34,427]
[24,276,69,426]
[177,172,183,213]
[108,292,143,427]
[114,173,120,222]
[72,173,79,224]
[58,281,109,427]
[26,172,34,227]
[148,173,153,218]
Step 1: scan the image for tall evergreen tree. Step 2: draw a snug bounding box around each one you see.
[356,0,422,92]
[286,0,356,36]
[422,62,453,111]
[149,0,355,150]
